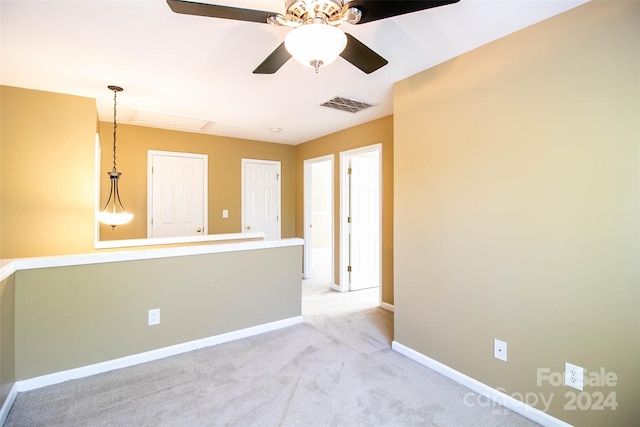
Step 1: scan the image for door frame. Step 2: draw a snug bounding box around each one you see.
[303,154,334,281]
[339,144,382,301]
[241,158,281,240]
[147,150,208,238]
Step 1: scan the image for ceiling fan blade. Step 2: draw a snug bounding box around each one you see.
[340,33,388,74]
[166,0,275,24]
[253,43,292,74]
[347,0,460,24]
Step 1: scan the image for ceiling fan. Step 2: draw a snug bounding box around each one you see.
[166,0,460,74]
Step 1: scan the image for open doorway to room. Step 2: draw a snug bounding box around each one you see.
[303,155,334,286]
[302,146,388,347]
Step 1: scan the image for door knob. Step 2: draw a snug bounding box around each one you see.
[246,225,251,230]
[196,228,202,233]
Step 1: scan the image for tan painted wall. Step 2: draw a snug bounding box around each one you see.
[14,245,302,380]
[0,86,97,258]
[295,116,394,304]
[393,2,639,426]
[0,86,296,257]
[0,274,15,410]
[98,123,296,241]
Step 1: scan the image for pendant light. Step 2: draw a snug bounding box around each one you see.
[97,85,133,229]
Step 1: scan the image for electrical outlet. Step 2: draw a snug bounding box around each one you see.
[565,362,584,391]
[494,339,507,362]
[148,308,160,326]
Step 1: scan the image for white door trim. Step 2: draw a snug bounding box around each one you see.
[241,159,281,240]
[94,134,102,243]
[303,155,334,281]
[147,150,208,238]
[339,144,382,303]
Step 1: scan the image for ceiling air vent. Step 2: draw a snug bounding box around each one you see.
[320,96,374,113]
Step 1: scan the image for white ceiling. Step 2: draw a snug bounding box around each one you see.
[1,0,588,145]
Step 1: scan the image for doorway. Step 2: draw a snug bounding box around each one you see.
[303,155,334,285]
[147,150,208,238]
[241,159,281,240]
[340,144,381,296]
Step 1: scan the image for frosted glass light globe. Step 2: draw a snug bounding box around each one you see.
[285,24,347,71]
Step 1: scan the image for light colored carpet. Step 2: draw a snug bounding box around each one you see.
[5,274,539,426]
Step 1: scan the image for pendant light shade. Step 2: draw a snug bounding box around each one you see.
[97,85,133,229]
[284,22,347,73]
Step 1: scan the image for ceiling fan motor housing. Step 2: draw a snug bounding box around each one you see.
[285,0,344,24]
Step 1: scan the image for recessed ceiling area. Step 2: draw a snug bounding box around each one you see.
[130,110,215,132]
[0,0,589,145]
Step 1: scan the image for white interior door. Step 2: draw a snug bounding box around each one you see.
[348,151,380,290]
[341,145,381,293]
[242,159,281,240]
[148,151,207,238]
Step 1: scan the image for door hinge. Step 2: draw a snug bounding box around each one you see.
[277,173,280,180]
[151,218,154,226]
[347,167,352,175]
[347,216,352,223]
[347,265,352,273]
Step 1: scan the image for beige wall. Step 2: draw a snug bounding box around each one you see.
[98,123,296,241]
[0,86,97,258]
[0,275,15,410]
[14,245,302,380]
[0,86,297,257]
[295,116,394,304]
[393,2,639,426]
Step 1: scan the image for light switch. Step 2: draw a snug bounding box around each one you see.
[222,209,229,218]
[494,339,507,362]
[148,308,160,326]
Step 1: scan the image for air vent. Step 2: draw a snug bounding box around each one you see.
[320,96,374,113]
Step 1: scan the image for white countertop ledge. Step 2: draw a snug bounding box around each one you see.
[93,232,267,249]
[0,238,304,282]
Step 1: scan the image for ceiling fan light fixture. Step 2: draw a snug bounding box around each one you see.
[284,22,347,73]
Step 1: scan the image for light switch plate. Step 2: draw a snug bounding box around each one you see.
[148,308,160,326]
[494,339,507,362]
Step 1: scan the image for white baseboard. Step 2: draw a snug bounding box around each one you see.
[17,316,303,393]
[380,302,394,312]
[0,383,18,426]
[391,341,572,427]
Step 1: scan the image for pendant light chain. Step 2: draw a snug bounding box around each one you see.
[109,85,123,173]
[112,87,118,172]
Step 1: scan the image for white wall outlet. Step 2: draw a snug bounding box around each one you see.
[148,308,160,326]
[494,339,508,362]
[222,209,229,218]
[565,362,584,391]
